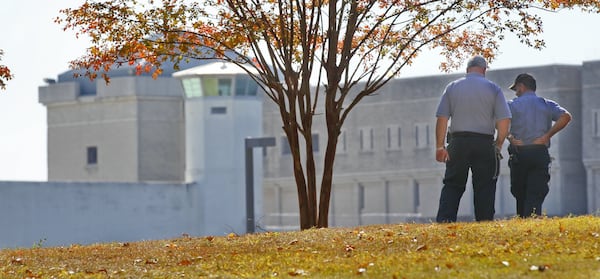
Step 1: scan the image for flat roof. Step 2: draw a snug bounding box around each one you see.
[172,61,258,77]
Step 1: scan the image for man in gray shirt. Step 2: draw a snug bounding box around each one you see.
[435,55,511,222]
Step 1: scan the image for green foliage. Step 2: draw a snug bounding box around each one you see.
[1,216,599,278]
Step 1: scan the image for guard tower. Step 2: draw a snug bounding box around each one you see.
[173,62,264,235]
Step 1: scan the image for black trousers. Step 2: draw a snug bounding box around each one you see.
[436,134,498,222]
[508,145,550,217]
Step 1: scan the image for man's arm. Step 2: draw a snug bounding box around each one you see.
[495,118,511,149]
[533,112,572,145]
[435,116,449,162]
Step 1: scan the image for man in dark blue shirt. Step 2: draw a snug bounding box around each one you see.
[507,73,572,218]
[435,55,511,222]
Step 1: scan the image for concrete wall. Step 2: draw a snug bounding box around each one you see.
[0,181,197,248]
[0,180,265,249]
[582,61,600,213]
[39,76,185,182]
[45,97,140,181]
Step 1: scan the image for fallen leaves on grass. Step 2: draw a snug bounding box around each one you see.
[1,216,600,278]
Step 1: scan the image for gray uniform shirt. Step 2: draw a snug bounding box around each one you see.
[436,73,511,135]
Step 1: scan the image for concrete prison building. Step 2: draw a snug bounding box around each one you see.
[41,61,600,227]
[1,60,597,248]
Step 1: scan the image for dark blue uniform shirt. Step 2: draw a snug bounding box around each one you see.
[508,91,567,147]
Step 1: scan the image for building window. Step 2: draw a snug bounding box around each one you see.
[386,125,401,150]
[312,133,320,153]
[201,77,232,96]
[211,106,227,114]
[281,136,291,155]
[87,146,97,165]
[181,77,202,98]
[360,127,374,152]
[415,123,430,148]
[281,133,319,155]
[234,75,258,96]
[594,110,600,137]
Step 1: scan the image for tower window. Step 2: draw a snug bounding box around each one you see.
[211,106,227,114]
[87,146,98,165]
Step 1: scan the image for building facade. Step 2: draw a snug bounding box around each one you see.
[39,71,187,182]
[38,61,600,233]
[262,63,594,229]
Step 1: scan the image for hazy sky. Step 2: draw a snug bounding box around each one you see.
[0,2,599,181]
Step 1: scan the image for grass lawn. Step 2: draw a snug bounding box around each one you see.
[1,215,599,278]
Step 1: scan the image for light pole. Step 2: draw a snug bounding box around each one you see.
[245,137,275,233]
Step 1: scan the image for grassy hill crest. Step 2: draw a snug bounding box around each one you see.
[1,215,599,278]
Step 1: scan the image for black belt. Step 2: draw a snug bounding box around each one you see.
[450,131,493,140]
[508,144,547,153]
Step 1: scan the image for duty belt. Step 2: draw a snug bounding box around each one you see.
[450,131,494,140]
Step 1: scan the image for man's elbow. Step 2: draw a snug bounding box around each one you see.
[562,112,573,123]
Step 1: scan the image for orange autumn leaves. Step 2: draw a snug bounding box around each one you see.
[55,0,600,83]
[0,49,12,90]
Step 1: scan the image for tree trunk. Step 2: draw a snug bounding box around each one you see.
[304,131,318,226]
[279,93,313,229]
[289,128,312,229]
[317,130,338,228]
[317,81,342,228]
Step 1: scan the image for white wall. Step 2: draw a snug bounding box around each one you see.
[0,181,259,249]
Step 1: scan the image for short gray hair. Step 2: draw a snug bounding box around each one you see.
[466,55,488,69]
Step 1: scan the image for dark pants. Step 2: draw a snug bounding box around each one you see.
[508,145,550,217]
[436,133,498,222]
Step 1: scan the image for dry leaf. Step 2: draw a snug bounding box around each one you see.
[178,259,192,266]
[288,269,308,276]
[227,233,238,240]
[559,223,566,233]
[345,244,355,252]
[357,267,367,274]
[382,229,394,237]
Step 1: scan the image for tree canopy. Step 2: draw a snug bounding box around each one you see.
[0,50,12,90]
[58,0,600,229]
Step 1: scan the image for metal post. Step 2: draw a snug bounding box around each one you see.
[245,137,275,233]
